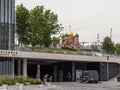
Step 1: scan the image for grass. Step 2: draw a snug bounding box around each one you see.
[26,47,95,56]
[28,47,82,54]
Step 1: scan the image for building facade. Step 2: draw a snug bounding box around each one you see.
[0,0,15,50]
[0,0,15,75]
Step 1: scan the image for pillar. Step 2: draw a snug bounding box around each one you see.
[36,64,41,79]
[17,60,21,75]
[23,59,27,77]
[72,62,75,81]
[107,62,109,80]
[11,58,15,77]
[54,65,57,82]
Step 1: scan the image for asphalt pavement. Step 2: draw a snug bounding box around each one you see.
[1,80,120,90]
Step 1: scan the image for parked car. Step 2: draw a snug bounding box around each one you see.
[81,70,99,83]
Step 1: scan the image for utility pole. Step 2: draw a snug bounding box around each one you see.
[110,28,112,39]
[97,33,100,49]
[110,28,113,54]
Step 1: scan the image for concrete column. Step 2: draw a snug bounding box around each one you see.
[72,62,75,81]
[23,59,27,77]
[54,65,57,82]
[17,60,21,75]
[11,58,15,77]
[107,62,109,80]
[36,64,41,79]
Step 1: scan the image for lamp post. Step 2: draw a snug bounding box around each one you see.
[110,28,112,39]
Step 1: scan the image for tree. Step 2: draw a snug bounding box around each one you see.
[52,37,60,48]
[102,36,114,53]
[29,6,62,47]
[16,4,30,45]
[29,6,44,47]
[115,43,120,54]
[16,5,63,47]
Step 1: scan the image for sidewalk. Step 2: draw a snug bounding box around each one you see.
[0,82,56,90]
[102,78,120,85]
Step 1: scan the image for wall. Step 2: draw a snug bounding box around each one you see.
[100,62,119,81]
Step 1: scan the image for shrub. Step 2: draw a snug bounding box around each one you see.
[0,76,42,86]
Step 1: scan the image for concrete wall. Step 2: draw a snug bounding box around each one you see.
[100,62,107,81]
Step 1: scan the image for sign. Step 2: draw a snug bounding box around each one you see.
[107,56,109,60]
[0,50,18,57]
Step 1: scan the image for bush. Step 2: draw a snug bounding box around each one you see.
[0,76,42,86]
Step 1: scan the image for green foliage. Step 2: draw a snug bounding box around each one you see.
[29,6,62,47]
[16,5,63,47]
[27,78,41,85]
[115,43,120,54]
[0,76,42,86]
[52,37,60,48]
[16,4,30,45]
[102,36,114,53]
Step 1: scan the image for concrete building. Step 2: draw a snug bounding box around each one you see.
[0,49,120,81]
[0,0,120,82]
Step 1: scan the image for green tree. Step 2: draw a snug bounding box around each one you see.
[16,5,62,47]
[16,4,30,45]
[29,6,44,47]
[102,36,114,53]
[52,37,60,48]
[115,43,120,54]
[29,6,62,47]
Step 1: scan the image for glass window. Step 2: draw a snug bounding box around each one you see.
[0,0,15,50]
[1,0,4,23]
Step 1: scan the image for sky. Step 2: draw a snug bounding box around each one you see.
[16,0,120,44]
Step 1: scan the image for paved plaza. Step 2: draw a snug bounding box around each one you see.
[1,81,120,90]
[52,81,120,90]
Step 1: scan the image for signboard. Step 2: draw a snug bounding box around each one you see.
[0,50,18,57]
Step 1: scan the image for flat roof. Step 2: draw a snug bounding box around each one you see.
[0,50,120,64]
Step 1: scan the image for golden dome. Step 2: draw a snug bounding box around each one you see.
[67,31,73,36]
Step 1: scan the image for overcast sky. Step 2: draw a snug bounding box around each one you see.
[16,0,120,43]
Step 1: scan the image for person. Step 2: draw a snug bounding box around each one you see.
[43,74,49,84]
[67,72,71,81]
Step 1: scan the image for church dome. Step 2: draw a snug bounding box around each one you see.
[74,33,79,37]
[67,31,73,36]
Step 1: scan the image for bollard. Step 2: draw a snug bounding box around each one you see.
[2,84,8,90]
[19,84,24,90]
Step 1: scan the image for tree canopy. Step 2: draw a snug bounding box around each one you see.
[16,5,63,47]
[114,43,120,54]
[102,36,114,53]
[16,4,30,45]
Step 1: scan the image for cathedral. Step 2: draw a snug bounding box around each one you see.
[60,27,82,49]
